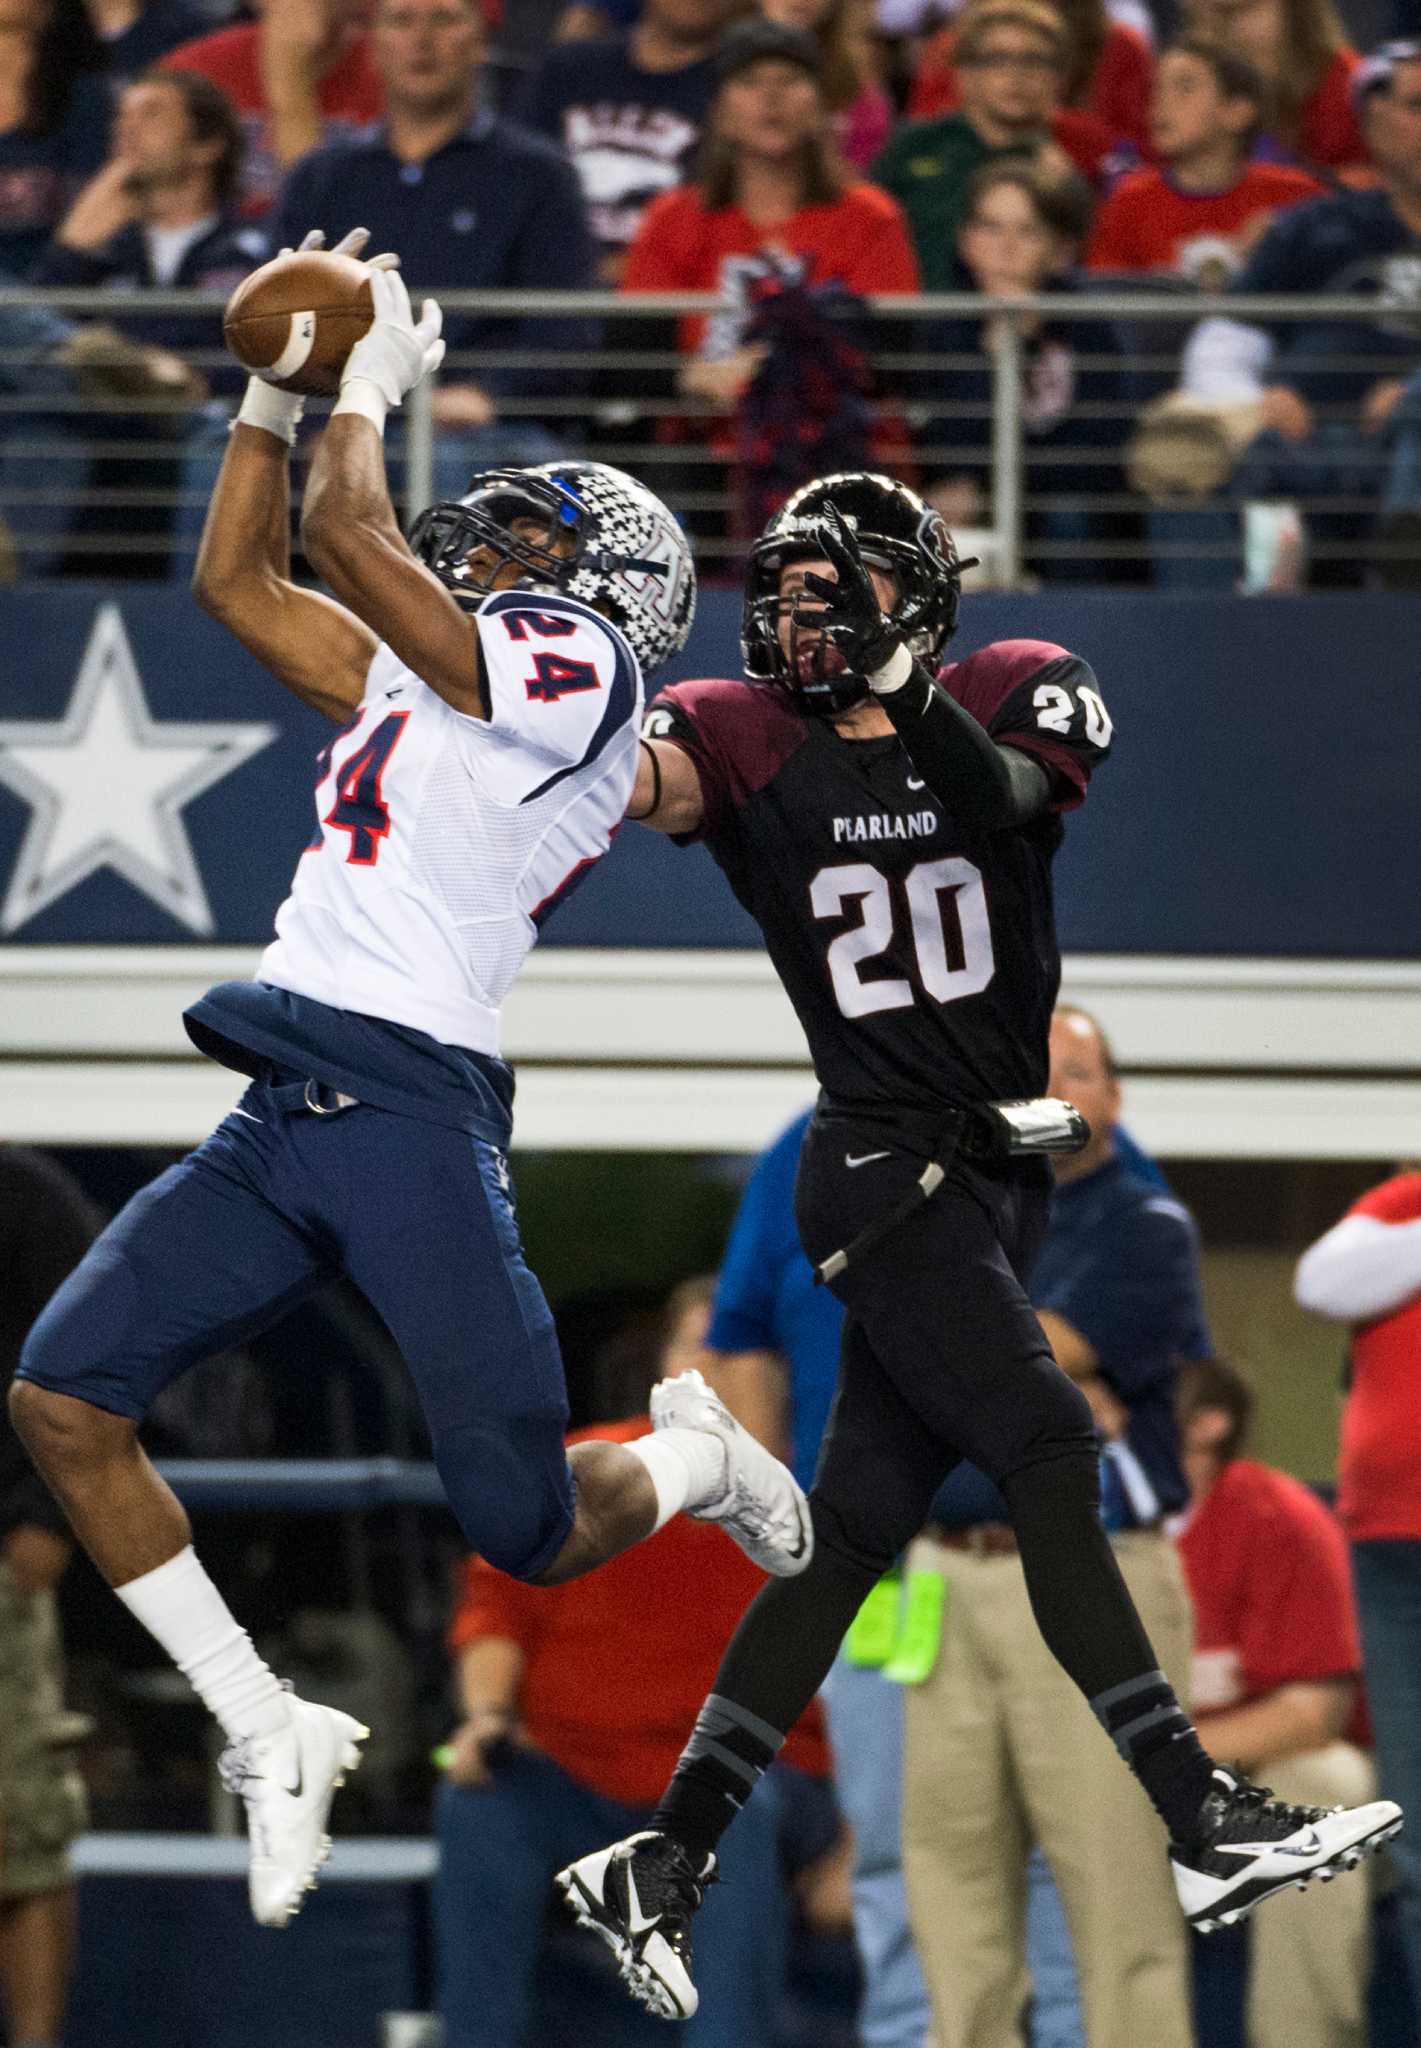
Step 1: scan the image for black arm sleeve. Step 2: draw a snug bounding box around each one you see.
[878,662,1051,832]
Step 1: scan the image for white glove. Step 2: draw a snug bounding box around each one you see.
[236,374,305,443]
[335,268,444,430]
[310,226,401,274]
[235,228,403,443]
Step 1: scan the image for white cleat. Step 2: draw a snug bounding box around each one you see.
[650,1367,813,1577]
[219,1694,370,1928]
[1172,1768,1402,1932]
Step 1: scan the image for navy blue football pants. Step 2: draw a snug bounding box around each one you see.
[18,1068,576,1580]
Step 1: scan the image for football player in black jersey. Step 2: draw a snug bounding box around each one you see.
[557,473,1401,2021]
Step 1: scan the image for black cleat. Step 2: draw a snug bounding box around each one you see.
[1172,1768,1402,1933]
[555,1829,716,2020]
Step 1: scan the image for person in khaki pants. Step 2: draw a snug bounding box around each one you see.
[901,1006,1205,2048]
[1176,1358,1378,2048]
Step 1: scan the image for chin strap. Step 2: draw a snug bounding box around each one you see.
[583,549,668,580]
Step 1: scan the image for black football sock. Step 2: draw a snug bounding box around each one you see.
[1001,1447,1214,1842]
[653,1527,878,1867]
[1090,1668,1217,1842]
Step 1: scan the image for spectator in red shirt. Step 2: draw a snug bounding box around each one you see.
[909,0,1153,150]
[434,1278,844,2048]
[160,0,385,217]
[1183,0,1365,170]
[1296,1168,1421,2016]
[623,18,918,378]
[623,17,918,538]
[1088,40,1324,284]
[1175,1358,1378,2048]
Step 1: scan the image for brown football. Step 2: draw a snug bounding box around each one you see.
[223,249,374,397]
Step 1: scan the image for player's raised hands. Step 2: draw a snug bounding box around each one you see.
[280,226,402,273]
[792,505,900,679]
[339,267,445,411]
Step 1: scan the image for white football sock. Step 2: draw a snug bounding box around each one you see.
[116,1546,290,1745]
[628,1429,728,1532]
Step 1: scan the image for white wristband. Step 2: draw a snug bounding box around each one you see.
[235,375,304,445]
[332,377,390,434]
[868,642,914,694]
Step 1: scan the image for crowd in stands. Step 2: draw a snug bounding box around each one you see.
[1,0,1420,579]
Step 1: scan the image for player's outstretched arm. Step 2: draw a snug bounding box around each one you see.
[300,271,490,721]
[626,738,704,834]
[196,229,389,722]
[799,510,1051,833]
[193,393,379,723]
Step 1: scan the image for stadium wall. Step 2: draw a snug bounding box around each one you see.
[0,588,1417,1154]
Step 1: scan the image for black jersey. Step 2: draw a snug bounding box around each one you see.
[648,639,1111,1112]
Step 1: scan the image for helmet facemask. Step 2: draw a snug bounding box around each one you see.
[742,473,972,719]
[408,462,697,676]
[766,542,904,718]
[408,471,586,606]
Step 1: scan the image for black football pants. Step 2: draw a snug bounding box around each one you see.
[704,1104,1158,1742]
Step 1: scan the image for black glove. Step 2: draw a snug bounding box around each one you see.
[790,505,903,679]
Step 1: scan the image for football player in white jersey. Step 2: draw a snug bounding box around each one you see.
[9,235,811,1932]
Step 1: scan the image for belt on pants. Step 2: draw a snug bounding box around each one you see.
[265,1077,362,1116]
[813,1096,1089,1285]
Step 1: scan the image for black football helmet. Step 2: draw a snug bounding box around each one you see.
[743,472,971,716]
[408,462,696,676]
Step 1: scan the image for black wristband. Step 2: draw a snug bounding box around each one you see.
[630,737,663,821]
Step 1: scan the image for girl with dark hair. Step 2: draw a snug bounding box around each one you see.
[622,20,919,540]
[0,0,110,272]
[756,0,893,165]
[623,21,917,403]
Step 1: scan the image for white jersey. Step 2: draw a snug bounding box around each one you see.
[259,588,642,1058]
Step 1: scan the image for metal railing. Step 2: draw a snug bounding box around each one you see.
[0,284,1416,588]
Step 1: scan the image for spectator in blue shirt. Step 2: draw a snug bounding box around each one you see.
[35,70,260,367]
[901,1004,1205,2048]
[271,0,599,492]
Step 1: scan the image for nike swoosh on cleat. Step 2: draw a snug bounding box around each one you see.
[285,1756,304,1800]
[1278,1829,1325,1857]
[624,1866,661,1940]
[845,1151,891,1169]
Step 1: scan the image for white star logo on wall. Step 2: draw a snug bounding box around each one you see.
[0,603,276,935]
